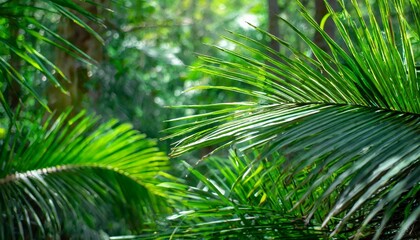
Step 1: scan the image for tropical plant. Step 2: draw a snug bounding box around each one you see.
[0,110,170,239]
[164,0,420,239]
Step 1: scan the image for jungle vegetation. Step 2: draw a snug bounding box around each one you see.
[0,0,419,239]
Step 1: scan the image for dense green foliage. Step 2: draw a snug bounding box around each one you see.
[0,111,169,238]
[164,0,420,239]
[0,0,419,239]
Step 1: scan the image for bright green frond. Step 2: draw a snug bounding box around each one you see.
[0,111,170,239]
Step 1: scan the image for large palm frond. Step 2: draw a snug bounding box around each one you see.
[0,0,103,115]
[165,0,420,239]
[0,111,169,239]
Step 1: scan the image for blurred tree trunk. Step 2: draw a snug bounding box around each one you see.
[267,0,280,54]
[5,19,21,110]
[313,0,337,53]
[47,1,104,114]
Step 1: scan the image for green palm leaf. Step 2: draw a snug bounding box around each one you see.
[166,0,420,239]
[0,111,169,239]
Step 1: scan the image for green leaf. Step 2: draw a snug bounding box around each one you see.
[0,111,171,239]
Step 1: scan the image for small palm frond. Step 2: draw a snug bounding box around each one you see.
[0,111,169,239]
[166,0,420,239]
[0,0,103,115]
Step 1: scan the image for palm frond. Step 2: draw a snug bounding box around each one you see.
[166,0,420,239]
[0,111,169,239]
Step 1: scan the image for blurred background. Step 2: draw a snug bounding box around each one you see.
[1,0,333,155]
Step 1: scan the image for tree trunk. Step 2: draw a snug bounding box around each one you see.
[267,0,281,53]
[5,19,22,110]
[47,1,104,115]
[313,0,337,53]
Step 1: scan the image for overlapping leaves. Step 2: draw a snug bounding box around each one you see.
[165,0,420,239]
[115,152,328,239]
[0,111,169,239]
